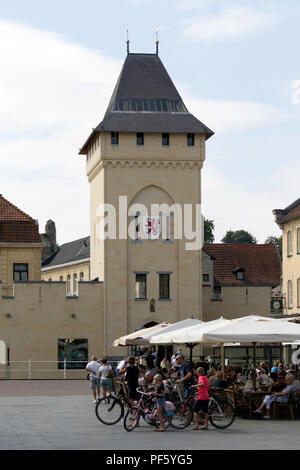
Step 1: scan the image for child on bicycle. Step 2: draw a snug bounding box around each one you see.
[151,374,166,432]
[191,367,209,430]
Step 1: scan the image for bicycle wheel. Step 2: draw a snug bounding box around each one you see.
[153,414,172,429]
[95,396,124,425]
[124,407,140,432]
[171,401,193,429]
[209,400,235,429]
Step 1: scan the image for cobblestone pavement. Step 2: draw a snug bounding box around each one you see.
[0,381,299,450]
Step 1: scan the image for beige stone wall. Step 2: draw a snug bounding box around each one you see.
[0,244,42,296]
[86,132,206,358]
[203,285,273,321]
[281,217,300,314]
[0,281,103,379]
[41,261,90,295]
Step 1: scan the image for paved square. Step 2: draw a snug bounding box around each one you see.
[0,381,299,450]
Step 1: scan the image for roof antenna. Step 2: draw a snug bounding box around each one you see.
[155,26,159,55]
[126,26,130,54]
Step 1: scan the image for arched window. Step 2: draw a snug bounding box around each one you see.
[73,273,78,296]
[297,278,300,308]
[287,231,292,256]
[287,280,293,308]
[66,275,71,295]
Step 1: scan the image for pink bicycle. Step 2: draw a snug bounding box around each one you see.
[123,388,174,432]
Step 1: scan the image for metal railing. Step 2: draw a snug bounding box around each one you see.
[0,360,89,379]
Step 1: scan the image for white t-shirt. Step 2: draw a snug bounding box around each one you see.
[99,365,112,379]
[117,360,126,371]
[86,360,101,378]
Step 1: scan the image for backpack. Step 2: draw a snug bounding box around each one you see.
[163,401,176,417]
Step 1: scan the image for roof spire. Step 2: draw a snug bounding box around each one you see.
[155,26,159,54]
[126,26,130,54]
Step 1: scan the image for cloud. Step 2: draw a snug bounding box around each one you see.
[181,6,280,43]
[0,20,121,244]
[175,81,289,133]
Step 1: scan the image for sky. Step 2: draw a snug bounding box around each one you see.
[0,0,300,244]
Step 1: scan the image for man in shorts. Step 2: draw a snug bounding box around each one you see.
[86,355,101,403]
[175,354,195,401]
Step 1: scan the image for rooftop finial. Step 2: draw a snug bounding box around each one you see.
[126,27,130,54]
[155,26,159,55]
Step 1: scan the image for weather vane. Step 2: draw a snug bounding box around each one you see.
[126,26,130,54]
[155,26,159,54]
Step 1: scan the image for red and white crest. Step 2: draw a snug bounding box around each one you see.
[143,216,161,240]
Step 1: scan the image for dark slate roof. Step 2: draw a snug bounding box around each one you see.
[273,198,300,225]
[202,243,281,287]
[79,53,214,154]
[42,236,90,268]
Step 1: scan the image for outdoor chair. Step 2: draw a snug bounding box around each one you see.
[272,392,295,420]
[225,389,251,418]
[294,390,300,417]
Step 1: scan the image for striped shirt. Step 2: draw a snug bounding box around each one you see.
[197,375,210,400]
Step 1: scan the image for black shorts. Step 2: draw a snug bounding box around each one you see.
[194,399,209,414]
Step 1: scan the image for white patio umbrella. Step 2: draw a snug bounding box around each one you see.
[113,321,171,347]
[141,318,203,363]
[149,317,231,345]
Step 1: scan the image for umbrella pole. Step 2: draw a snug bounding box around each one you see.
[252,342,257,392]
[220,344,225,373]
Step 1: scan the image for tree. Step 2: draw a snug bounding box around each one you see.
[204,218,215,243]
[265,235,282,257]
[221,229,257,244]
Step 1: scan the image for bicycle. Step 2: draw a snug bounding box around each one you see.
[123,388,173,432]
[95,377,130,425]
[170,381,235,430]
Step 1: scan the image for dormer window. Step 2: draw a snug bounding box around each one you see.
[233,267,245,280]
[162,133,169,146]
[187,133,194,146]
[137,133,144,146]
[111,132,119,145]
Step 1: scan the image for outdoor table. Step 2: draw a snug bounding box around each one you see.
[243,391,266,415]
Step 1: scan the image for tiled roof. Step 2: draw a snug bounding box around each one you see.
[273,198,300,224]
[42,236,90,268]
[202,243,281,287]
[0,195,41,243]
[79,53,213,154]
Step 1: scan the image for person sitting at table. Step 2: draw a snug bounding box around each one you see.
[257,368,273,387]
[243,369,258,392]
[254,374,295,419]
[259,361,269,374]
[213,371,228,389]
[293,370,300,390]
[208,367,218,386]
[267,372,286,394]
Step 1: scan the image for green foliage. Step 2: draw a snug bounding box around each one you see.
[265,235,282,257]
[204,218,215,243]
[221,229,257,244]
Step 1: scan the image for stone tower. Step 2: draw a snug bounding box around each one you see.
[80,51,213,357]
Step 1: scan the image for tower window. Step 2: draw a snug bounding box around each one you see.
[162,133,169,146]
[111,132,119,145]
[137,133,144,146]
[159,273,170,299]
[13,264,28,281]
[135,273,147,300]
[187,133,194,146]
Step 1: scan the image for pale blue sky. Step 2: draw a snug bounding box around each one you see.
[0,0,299,243]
